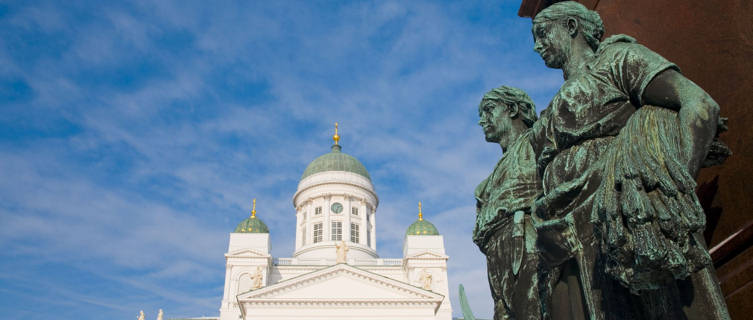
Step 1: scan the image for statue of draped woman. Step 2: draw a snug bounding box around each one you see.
[528,2,730,319]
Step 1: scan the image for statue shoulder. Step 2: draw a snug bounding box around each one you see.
[475,176,490,199]
[595,34,644,59]
[595,34,671,67]
[598,34,637,52]
[507,130,537,165]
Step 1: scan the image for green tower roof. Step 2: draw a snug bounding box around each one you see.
[234,199,269,233]
[234,216,269,233]
[406,219,440,236]
[301,144,371,181]
[406,202,440,236]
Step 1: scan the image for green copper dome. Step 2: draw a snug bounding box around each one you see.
[301,145,371,181]
[406,219,440,236]
[234,216,269,233]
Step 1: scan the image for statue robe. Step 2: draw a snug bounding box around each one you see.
[531,35,727,319]
[474,130,544,320]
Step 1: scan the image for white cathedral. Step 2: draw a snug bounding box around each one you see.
[216,127,453,320]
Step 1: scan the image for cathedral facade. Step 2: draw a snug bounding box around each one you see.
[218,129,453,320]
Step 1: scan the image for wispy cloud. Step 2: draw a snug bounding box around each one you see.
[0,1,562,319]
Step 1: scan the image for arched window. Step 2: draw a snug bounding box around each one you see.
[237,273,253,294]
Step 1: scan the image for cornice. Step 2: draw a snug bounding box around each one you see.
[293,241,378,259]
[240,298,438,307]
[404,251,449,260]
[238,264,443,302]
[293,171,378,206]
[225,248,271,258]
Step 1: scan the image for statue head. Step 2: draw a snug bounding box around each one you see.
[478,86,537,146]
[532,1,604,68]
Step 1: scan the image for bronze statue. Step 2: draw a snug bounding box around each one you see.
[527,1,729,319]
[473,86,544,320]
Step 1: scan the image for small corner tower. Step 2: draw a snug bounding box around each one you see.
[292,123,378,263]
[403,202,452,319]
[219,199,271,320]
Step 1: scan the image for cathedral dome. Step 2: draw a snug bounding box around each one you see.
[406,202,439,236]
[300,145,370,181]
[234,199,269,233]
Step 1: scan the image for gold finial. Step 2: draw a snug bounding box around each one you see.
[333,122,340,145]
[418,201,423,221]
[251,198,257,218]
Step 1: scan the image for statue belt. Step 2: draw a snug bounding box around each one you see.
[481,210,528,276]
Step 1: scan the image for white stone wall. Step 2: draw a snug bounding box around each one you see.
[403,235,453,320]
[219,233,271,320]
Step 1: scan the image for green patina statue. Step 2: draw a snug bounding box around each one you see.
[472,86,545,320]
[463,2,731,319]
[528,2,729,319]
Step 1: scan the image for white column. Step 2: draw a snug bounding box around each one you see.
[371,210,376,251]
[221,264,232,309]
[324,196,331,242]
[359,201,367,245]
[344,196,351,243]
[306,201,312,245]
[295,208,301,250]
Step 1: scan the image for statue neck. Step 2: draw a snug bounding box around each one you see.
[499,121,528,153]
[562,37,595,80]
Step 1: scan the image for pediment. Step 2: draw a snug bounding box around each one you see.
[405,251,448,259]
[238,263,443,302]
[225,248,270,258]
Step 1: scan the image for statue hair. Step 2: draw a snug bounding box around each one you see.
[481,86,537,128]
[533,1,605,52]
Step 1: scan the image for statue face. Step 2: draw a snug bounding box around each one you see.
[533,21,569,69]
[478,99,512,143]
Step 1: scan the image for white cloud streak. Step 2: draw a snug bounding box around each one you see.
[0,1,563,318]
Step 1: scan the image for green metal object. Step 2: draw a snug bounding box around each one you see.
[458,284,477,320]
[406,219,439,236]
[516,1,731,319]
[474,86,545,319]
[301,144,371,181]
[234,216,269,233]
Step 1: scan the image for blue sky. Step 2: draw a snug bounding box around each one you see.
[0,1,562,319]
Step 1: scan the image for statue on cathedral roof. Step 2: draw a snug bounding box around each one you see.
[251,266,263,289]
[336,240,349,264]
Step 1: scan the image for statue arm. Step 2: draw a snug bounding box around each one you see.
[642,69,719,176]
